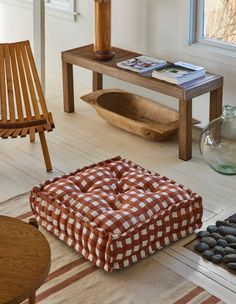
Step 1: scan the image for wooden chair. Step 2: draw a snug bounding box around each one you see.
[0,40,54,171]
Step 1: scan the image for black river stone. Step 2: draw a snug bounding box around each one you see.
[197,230,210,239]
[195,242,209,253]
[224,246,236,255]
[216,239,228,248]
[225,235,236,243]
[218,226,236,236]
[227,263,236,270]
[228,215,236,224]
[200,237,217,248]
[223,254,236,263]
[228,243,236,250]
[210,232,224,240]
[216,221,236,229]
[213,246,225,256]
[216,220,231,227]
[211,254,223,264]
[207,225,218,233]
[202,250,214,260]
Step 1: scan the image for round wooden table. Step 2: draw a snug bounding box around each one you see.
[0,216,51,304]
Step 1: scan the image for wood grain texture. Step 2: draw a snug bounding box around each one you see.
[82,89,199,141]
[179,99,192,161]
[62,61,74,113]
[210,87,223,121]
[93,72,103,91]
[61,44,223,100]
[0,216,50,304]
[94,0,112,52]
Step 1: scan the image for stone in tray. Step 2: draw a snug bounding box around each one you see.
[223,254,236,263]
[216,220,236,229]
[227,263,236,270]
[225,235,236,243]
[200,237,217,248]
[216,239,228,248]
[228,243,236,250]
[210,232,224,240]
[202,250,213,260]
[197,231,210,238]
[224,246,236,255]
[213,246,225,256]
[227,213,236,224]
[207,225,218,233]
[211,254,223,264]
[218,226,236,236]
[195,242,209,253]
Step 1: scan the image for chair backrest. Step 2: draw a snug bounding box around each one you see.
[0,40,49,125]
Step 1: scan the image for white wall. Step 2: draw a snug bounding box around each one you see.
[0,0,235,126]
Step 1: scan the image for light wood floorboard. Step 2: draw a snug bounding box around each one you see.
[0,73,235,302]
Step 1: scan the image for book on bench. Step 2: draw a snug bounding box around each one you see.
[152,61,206,85]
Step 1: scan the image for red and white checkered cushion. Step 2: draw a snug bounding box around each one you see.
[30,156,203,272]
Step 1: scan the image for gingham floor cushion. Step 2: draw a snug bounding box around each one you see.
[30,156,203,272]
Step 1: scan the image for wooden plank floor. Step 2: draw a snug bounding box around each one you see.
[0,73,235,303]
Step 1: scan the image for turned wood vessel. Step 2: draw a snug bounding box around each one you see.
[81,89,199,141]
[94,0,115,60]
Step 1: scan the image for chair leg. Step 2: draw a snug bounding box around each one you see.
[39,131,52,172]
[30,128,35,143]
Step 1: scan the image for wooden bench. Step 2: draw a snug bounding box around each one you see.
[61,44,223,161]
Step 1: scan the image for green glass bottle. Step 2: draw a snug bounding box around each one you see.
[200,105,236,175]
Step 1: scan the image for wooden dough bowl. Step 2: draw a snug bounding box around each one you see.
[81,89,199,141]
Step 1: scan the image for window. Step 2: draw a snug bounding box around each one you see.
[193,0,236,51]
[0,0,78,20]
[46,0,73,13]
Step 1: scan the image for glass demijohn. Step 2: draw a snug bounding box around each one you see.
[200,105,236,175]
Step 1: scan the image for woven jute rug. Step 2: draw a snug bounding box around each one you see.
[0,193,223,304]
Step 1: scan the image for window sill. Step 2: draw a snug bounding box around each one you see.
[182,42,236,68]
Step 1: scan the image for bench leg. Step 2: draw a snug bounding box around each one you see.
[62,61,74,113]
[93,72,103,91]
[210,87,223,121]
[179,99,192,161]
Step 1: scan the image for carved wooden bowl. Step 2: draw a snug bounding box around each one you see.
[81,89,198,141]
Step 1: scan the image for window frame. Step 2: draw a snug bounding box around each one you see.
[191,0,236,53]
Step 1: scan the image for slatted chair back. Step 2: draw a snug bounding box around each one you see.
[0,40,54,171]
[0,40,53,135]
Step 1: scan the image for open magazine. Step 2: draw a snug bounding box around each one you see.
[117,55,167,73]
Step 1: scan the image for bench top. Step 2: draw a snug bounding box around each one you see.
[62,44,223,100]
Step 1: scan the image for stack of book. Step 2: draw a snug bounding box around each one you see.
[151,61,206,85]
[116,55,206,85]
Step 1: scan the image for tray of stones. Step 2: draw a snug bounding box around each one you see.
[185,213,236,273]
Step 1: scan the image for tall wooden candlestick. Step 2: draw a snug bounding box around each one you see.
[94,0,115,60]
